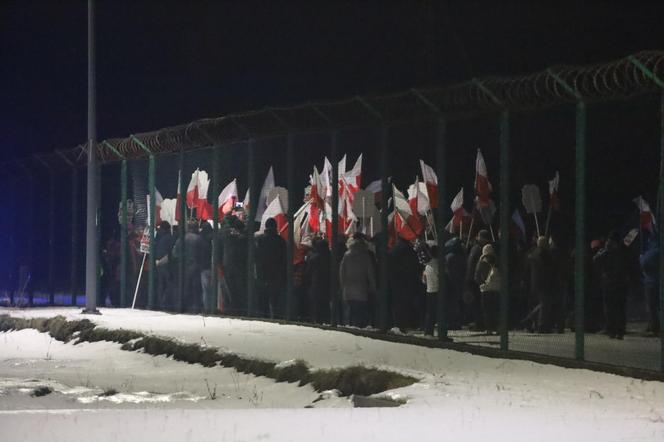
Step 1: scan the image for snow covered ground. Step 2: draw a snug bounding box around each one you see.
[1,307,664,442]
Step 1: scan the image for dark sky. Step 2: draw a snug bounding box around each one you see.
[2,0,664,161]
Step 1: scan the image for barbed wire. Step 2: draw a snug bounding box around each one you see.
[3,50,664,170]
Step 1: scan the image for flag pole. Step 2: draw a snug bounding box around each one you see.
[529,192,541,237]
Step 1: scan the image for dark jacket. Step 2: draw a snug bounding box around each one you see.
[525,246,553,293]
[466,239,489,285]
[155,229,175,261]
[444,238,466,289]
[305,240,330,300]
[340,239,376,302]
[220,215,246,272]
[593,241,630,292]
[255,227,286,288]
[172,232,205,270]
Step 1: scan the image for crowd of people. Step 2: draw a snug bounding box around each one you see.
[100,204,661,340]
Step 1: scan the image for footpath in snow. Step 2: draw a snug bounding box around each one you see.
[1,307,664,442]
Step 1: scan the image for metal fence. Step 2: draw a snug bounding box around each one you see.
[1,50,664,374]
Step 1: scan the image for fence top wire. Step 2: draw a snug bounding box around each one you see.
[3,50,664,168]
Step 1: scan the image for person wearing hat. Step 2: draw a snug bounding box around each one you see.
[593,230,630,339]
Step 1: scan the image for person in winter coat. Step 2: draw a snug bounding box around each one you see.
[171,220,205,313]
[422,246,439,336]
[219,211,247,315]
[523,236,555,333]
[640,236,660,335]
[255,217,287,318]
[475,244,498,332]
[304,237,330,324]
[340,236,376,327]
[154,221,175,310]
[444,237,466,329]
[479,253,500,333]
[465,229,491,329]
[593,230,630,339]
[388,237,423,330]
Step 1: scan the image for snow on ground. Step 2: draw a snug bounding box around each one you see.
[0,329,345,411]
[1,307,664,442]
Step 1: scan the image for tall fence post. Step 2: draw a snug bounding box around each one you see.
[660,91,664,372]
[379,125,390,332]
[178,148,186,313]
[83,0,99,314]
[286,133,295,321]
[499,110,511,351]
[211,145,220,314]
[246,138,257,317]
[435,117,448,340]
[132,135,156,310]
[330,130,340,326]
[549,69,586,361]
[574,101,587,361]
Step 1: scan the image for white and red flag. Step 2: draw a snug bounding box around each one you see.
[217,179,239,220]
[450,187,469,228]
[308,166,324,232]
[474,149,492,209]
[393,185,423,241]
[634,195,656,232]
[260,195,288,240]
[407,177,430,216]
[255,166,275,222]
[147,188,164,226]
[419,159,438,209]
[549,170,560,210]
[186,169,200,210]
[341,154,362,196]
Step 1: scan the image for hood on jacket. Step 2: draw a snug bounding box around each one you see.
[481,244,495,257]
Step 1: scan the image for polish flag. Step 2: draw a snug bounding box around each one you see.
[419,160,438,209]
[634,195,656,232]
[474,149,492,209]
[342,154,362,195]
[321,157,333,199]
[160,198,178,227]
[549,171,560,211]
[254,166,275,222]
[186,169,200,210]
[393,185,423,241]
[197,200,214,221]
[308,167,324,232]
[450,187,468,227]
[407,177,430,216]
[218,179,238,220]
[259,195,288,240]
[147,188,164,226]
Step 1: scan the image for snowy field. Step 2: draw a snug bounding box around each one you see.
[1,307,664,442]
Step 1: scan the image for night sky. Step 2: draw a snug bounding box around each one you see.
[3,0,663,160]
[2,0,664,290]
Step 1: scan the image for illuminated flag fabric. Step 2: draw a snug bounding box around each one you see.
[419,159,438,209]
[634,195,656,232]
[549,171,560,210]
[474,149,492,209]
[259,195,288,240]
[217,179,238,220]
[255,166,275,222]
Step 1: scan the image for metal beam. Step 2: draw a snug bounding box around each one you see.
[246,138,257,317]
[330,130,340,326]
[499,110,510,351]
[286,133,295,320]
[355,96,384,122]
[34,156,57,305]
[83,0,100,314]
[378,126,389,332]
[435,117,449,340]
